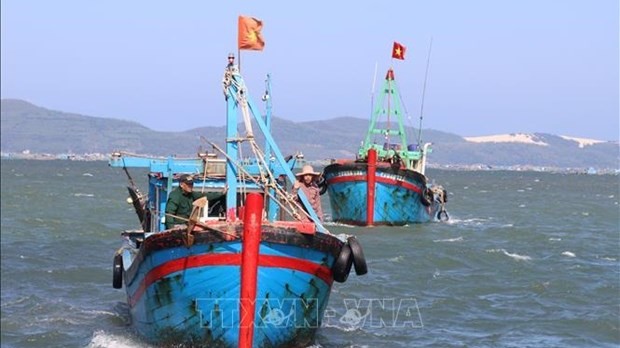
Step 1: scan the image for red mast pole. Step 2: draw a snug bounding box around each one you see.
[366,148,377,226]
[238,193,262,347]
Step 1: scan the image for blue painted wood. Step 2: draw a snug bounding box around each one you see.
[110,65,363,347]
[121,231,340,347]
[324,164,442,226]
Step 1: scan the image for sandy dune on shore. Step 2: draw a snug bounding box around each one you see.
[463,133,548,146]
[559,136,606,148]
[463,133,606,148]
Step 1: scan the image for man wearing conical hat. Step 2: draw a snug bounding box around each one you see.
[292,165,324,222]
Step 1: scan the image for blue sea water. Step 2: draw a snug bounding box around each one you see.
[1,159,618,347]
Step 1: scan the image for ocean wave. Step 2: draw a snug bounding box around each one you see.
[320,322,361,332]
[87,330,150,348]
[487,248,532,261]
[388,255,404,263]
[447,217,514,230]
[73,193,95,197]
[433,236,464,243]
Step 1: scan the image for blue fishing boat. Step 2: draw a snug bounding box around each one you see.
[109,61,367,347]
[321,63,449,226]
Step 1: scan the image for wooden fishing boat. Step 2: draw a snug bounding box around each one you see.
[109,62,367,347]
[321,53,449,226]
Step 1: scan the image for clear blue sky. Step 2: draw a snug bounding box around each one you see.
[2,1,618,140]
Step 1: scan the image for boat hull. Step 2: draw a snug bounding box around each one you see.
[120,225,343,347]
[323,161,443,226]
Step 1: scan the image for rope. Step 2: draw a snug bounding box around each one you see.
[206,139,309,222]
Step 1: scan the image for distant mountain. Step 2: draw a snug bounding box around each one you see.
[1,99,618,169]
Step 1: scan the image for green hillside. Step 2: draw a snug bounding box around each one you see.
[1,99,618,169]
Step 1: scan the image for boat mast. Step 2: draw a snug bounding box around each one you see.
[224,72,240,222]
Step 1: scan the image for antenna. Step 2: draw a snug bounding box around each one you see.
[417,37,433,146]
[369,62,378,142]
[371,61,378,109]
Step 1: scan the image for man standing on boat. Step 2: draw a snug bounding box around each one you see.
[292,165,324,222]
[164,174,207,229]
[222,53,239,100]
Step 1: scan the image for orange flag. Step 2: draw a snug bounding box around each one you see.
[392,41,406,60]
[238,16,265,51]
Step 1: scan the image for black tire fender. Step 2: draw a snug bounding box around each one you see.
[347,236,368,275]
[113,253,123,289]
[318,176,328,195]
[420,187,433,207]
[332,243,353,283]
[442,189,448,203]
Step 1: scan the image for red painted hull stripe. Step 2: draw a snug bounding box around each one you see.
[128,253,333,306]
[328,174,422,193]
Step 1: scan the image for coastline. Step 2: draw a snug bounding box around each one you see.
[2,152,618,175]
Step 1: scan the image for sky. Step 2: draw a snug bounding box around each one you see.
[1,1,618,141]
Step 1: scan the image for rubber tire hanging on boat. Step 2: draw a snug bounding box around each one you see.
[332,243,354,283]
[420,187,433,207]
[347,236,368,275]
[443,189,448,203]
[113,253,123,289]
[318,176,328,195]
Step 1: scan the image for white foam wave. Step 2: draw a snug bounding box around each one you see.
[388,255,404,263]
[561,251,576,257]
[73,193,95,197]
[87,330,150,348]
[549,238,562,241]
[83,309,117,317]
[321,322,360,332]
[446,217,513,230]
[446,217,486,225]
[324,221,355,228]
[487,248,532,261]
[83,173,94,177]
[433,236,464,243]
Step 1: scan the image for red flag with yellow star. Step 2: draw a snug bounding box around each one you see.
[392,41,406,60]
[238,16,265,51]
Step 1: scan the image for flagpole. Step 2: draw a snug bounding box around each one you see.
[238,48,241,73]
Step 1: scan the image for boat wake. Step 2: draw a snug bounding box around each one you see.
[87,330,149,348]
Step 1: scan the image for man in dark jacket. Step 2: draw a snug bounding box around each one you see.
[164,174,207,229]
